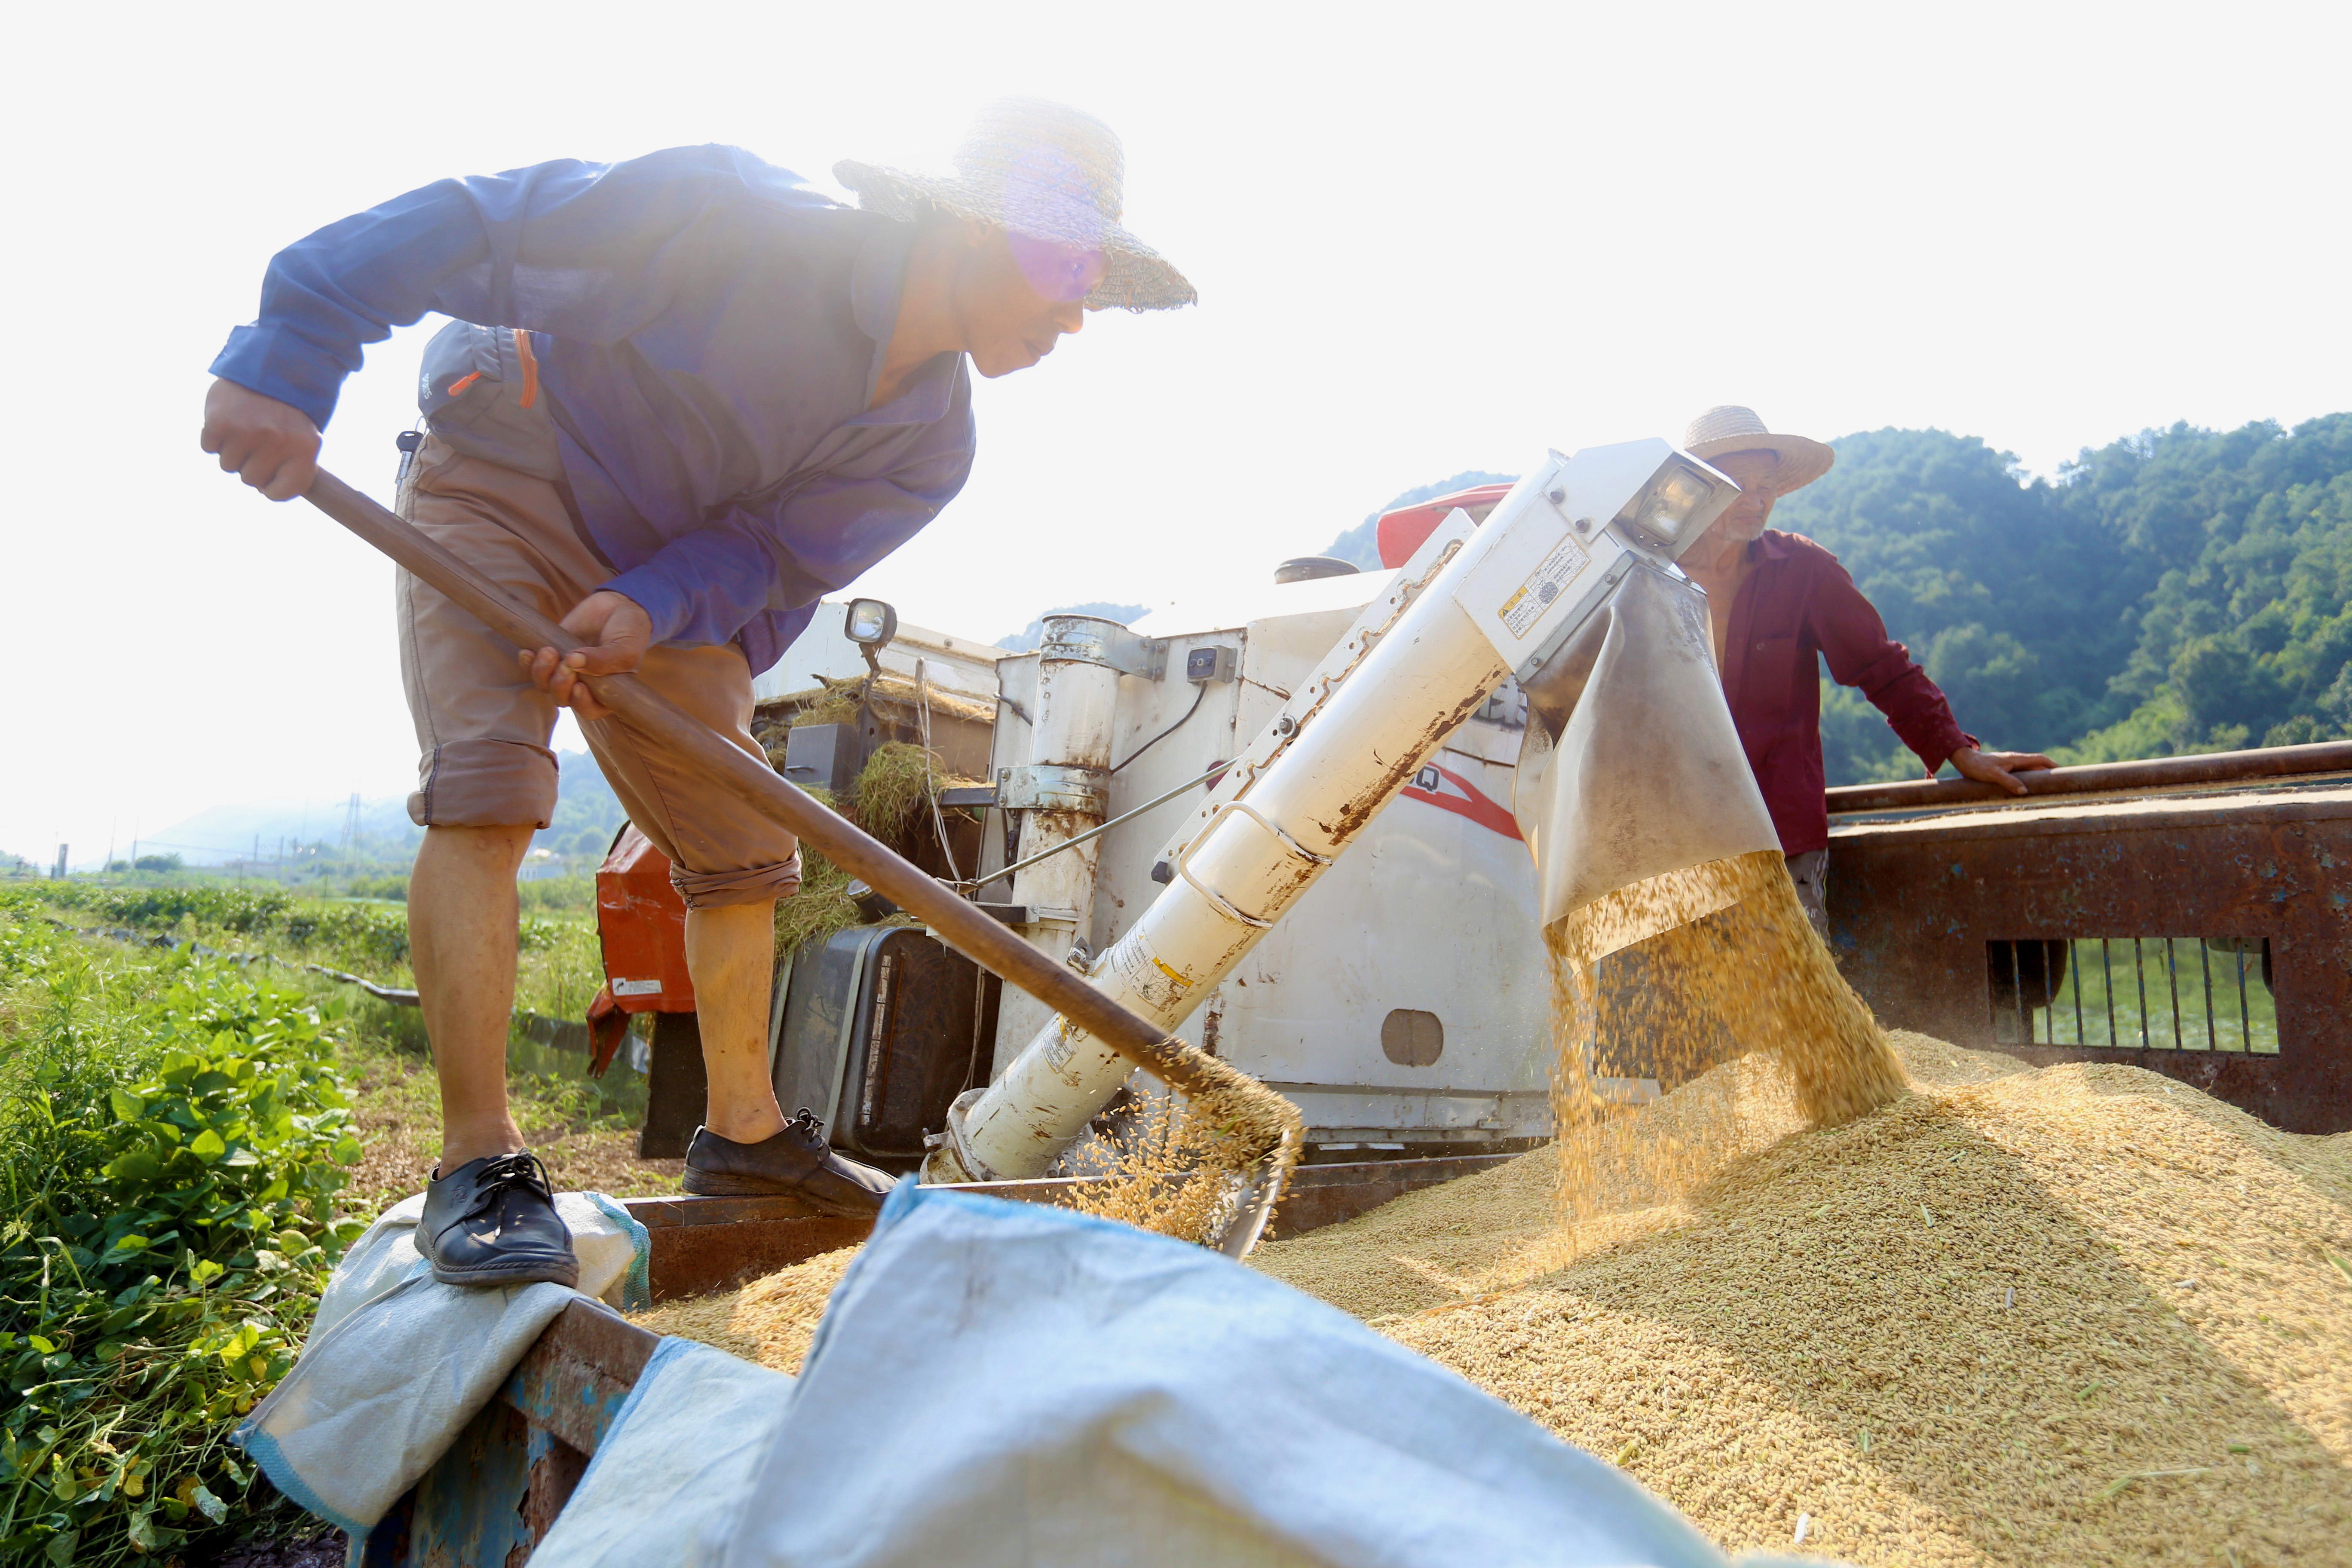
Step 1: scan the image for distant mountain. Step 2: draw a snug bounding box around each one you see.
[138,750,624,867]
[542,750,627,859]
[995,603,1150,652]
[138,794,421,868]
[1320,470,1517,569]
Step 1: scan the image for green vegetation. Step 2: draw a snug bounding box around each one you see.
[0,870,662,1563]
[335,870,597,917]
[37,885,410,977]
[0,898,364,1565]
[31,882,599,1027]
[536,749,628,865]
[1777,414,2352,782]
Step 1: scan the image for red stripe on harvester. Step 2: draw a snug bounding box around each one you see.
[1398,763,1522,840]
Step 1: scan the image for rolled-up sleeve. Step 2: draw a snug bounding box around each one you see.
[1812,556,1976,774]
[209,146,769,429]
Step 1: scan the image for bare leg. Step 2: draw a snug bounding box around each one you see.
[685,900,786,1142]
[410,823,534,1168]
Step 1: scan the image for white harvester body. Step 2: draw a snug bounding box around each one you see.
[921,439,1750,1182]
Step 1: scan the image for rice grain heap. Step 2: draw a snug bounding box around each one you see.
[631,1245,861,1376]
[1254,1033,2352,1566]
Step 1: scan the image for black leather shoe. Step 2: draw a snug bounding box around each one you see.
[682,1111,894,1216]
[417,1152,579,1289]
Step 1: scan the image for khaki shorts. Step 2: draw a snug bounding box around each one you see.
[396,435,800,909]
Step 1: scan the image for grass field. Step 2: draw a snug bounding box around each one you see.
[7,877,682,1212]
[0,878,683,1562]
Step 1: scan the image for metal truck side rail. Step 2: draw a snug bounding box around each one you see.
[1825,739,2352,816]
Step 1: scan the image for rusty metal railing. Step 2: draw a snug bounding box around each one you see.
[1826,740,2352,816]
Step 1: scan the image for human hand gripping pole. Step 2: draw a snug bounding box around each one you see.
[300,469,1301,1256]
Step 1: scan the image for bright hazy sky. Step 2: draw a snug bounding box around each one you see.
[6,2,2347,865]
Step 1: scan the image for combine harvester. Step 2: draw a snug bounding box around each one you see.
[278,434,2352,1564]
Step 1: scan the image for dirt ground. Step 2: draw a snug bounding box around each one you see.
[335,1026,682,1219]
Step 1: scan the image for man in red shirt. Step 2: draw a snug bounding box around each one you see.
[1675,406,2052,934]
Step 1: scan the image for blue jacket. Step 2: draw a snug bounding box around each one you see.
[210,144,976,674]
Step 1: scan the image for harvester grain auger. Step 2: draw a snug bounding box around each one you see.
[925,439,1782,1202]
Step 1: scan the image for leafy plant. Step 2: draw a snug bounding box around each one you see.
[0,916,364,1565]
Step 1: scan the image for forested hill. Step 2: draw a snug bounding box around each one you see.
[1779,415,2352,783]
[1333,416,2352,786]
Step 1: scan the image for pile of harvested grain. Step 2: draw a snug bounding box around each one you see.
[631,1245,861,1376]
[1255,1032,2352,1565]
[1550,850,1907,1244]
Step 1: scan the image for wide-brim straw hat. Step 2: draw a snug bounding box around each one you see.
[835,98,1197,313]
[1683,406,1835,494]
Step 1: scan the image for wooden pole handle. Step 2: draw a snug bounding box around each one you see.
[301,469,1228,1100]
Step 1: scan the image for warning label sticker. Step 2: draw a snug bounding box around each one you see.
[1494,535,1590,640]
[1110,940,1193,1013]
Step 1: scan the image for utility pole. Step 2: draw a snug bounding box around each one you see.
[53,845,68,879]
[106,818,116,875]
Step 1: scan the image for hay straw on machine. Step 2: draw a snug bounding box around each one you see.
[854,741,971,848]
[785,674,868,730]
[772,821,865,954]
[770,672,998,732]
[768,746,985,954]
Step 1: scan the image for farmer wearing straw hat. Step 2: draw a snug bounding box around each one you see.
[199,101,1192,1287]
[1677,407,2052,934]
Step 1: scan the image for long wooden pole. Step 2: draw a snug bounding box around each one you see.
[302,470,1240,1105]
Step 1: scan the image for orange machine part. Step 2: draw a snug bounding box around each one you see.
[594,825,695,1014]
[1375,482,1516,568]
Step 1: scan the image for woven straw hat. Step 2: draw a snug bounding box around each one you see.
[1683,406,1835,494]
[835,98,1196,313]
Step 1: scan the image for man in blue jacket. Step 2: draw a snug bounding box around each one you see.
[200,100,1194,1287]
